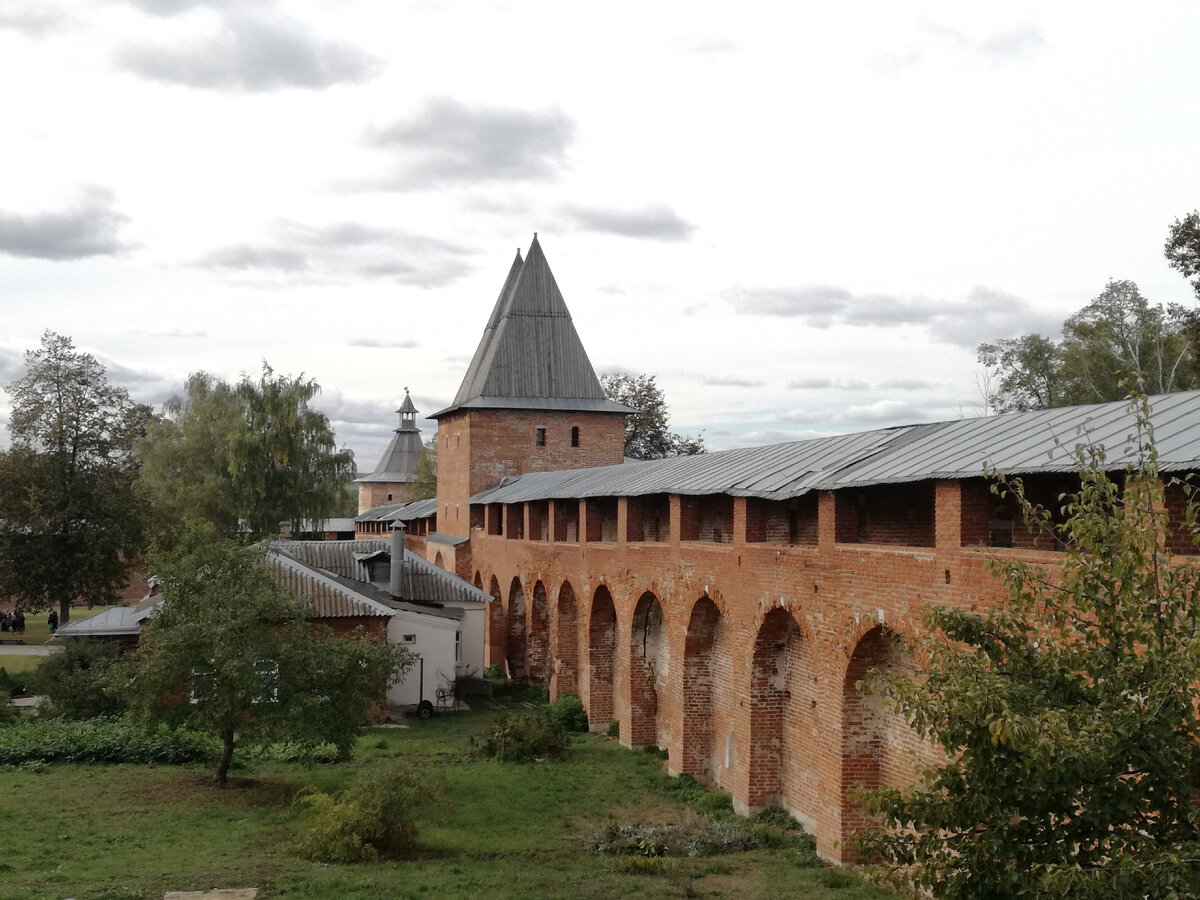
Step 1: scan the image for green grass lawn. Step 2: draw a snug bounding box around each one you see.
[0,655,42,675]
[0,704,892,899]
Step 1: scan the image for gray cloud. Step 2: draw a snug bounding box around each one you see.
[117,7,379,91]
[699,374,765,388]
[367,98,575,187]
[0,347,25,386]
[349,337,419,350]
[128,0,252,13]
[876,21,1045,72]
[786,377,870,391]
[977,25,1045,63]
[560,203,694,241]
[0,189,133,260]
[776,408,827,425]
[787,377,831,390]
[102,360,184,410]
[200,221,473,287]
[838,400,928,424]
[728,283,1059,348]
[878,378,936,390]
[0,2,69,36]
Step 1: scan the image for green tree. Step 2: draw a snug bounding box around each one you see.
[976,334,1062,413]
[33,639,125,720]
[978,280,1196,411]
[857,395,1200,897]
[1165,209,1200,302]
[601,372,706,460]
[0,331,148,623]
[138,365,356,543]
[410,434,437,501]
[1059,280,1192,403]
[111,529,412,784]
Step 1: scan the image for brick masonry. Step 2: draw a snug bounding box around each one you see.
[400,469,1116,862]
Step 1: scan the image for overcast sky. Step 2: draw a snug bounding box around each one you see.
[1,1,1198,470]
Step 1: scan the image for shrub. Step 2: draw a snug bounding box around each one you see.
[298,761,448,863]
[472,712,569,762]
[583,820,764,858]
[546,693,588,733]
[0,667,28,698]
[791,833,823,869]
[754,806,801,830]
[605,719,619,738]
[0,717,218,765]
[32,639,124,720]
[0,689,18,726]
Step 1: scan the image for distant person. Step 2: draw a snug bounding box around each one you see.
[0,612,9,632]
[14,609,24,633]
[48,609,58,634]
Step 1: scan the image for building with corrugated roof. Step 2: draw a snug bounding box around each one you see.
[362,237,1200,862]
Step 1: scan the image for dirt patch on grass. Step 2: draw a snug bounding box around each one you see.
[96,770,299,810]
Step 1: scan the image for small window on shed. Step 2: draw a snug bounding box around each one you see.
[254,660,280,704]
[402,634,417,644]
[571,426,580,447]
[189,666,216,704]
[536,427,546,447]
[386,493,393,501]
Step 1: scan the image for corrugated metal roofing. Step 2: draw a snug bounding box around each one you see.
[472,391,1200,505]
[54,604,159,638]
[272,540,493,609]
[432,237,630,419]
[402,550,493,606]
[269,547,396,619]
[355,498,437,523]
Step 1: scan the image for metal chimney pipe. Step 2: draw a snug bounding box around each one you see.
[389,521,406,598]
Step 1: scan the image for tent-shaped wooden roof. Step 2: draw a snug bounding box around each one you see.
[432,236,630,418]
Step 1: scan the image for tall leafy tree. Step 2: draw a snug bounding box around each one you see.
[1165,208,1200,302]
[858,395,1200,897]
[601,372,705,460]
[139,365,356,543]
[0,331,148,623]
[978,280,1196,412]
[976,334,1062,413]
[112,529,413,784]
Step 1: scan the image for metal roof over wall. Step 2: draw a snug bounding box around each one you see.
[356,498,437,523]
[472,391,1200,505]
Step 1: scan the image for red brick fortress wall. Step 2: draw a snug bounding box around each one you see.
[464,483,1070,862]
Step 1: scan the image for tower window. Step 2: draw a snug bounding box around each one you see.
[571,426,580,447]
[536,427,546,447]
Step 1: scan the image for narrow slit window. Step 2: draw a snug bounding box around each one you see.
[536,427,546,447]
[571,426,580,447]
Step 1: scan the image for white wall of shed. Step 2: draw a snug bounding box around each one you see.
[386,613,458,708]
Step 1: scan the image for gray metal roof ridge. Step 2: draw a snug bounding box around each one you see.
[468,390,1200,505]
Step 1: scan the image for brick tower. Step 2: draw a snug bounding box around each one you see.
[354,389,425,513]
[430,236,630,538]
